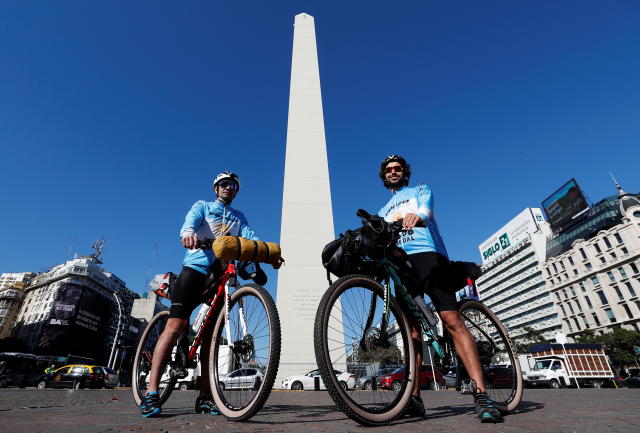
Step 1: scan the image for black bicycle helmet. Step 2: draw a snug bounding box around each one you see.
[379,154,411,188]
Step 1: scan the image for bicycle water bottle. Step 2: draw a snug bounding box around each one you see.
[192,304,210,332]
[413,295,439,327]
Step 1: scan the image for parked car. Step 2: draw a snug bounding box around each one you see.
[36,365,106,389]
[444,372,457,388]
[377,365,446,391]
[219,368,264,390]
[357,367,397,390]
[483,365,515,388]
[100,367,119,388]
[623,375,640,388]
[281,369,356,391]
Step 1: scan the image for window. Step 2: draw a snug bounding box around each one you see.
[619,267,627,279]
[563,289,568,299]
[568,303,575,314]
[614,233,623,244]
[611,252,617,260]
[552,263,558,273]
[603,237,612,249]
[591,276,600,288]
[600,257,606,264]
[594,243,602,254]
[568,256,575,266]
[625,282,637,297]
[604,308,616,323]
[630,262,639,274]
[560,305,567,316]
[570,286,576,297]
[623,304,633,318]
[566,320,573,332]
[579,282,586,292]
[597,291,608,305]
[573,269,579,276]
[560,261,565,270]
[613,286,624,301]
[580,248,587,259]
[586,262,593,270]
[607,271,616,282]
[556,293,561,302]
[546,269,552,277]
[582,316,589,328]
[622,247,628,254]
[592,313,601,326]
[575,300,583,312]
[573,318,581,330]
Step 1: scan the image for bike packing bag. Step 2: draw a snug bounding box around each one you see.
[213,236,281,265]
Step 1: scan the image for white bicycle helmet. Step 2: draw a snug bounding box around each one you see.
[213,171,240,191]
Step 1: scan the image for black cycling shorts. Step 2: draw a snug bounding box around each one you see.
[169,266,208,319]
[403,251,459,312]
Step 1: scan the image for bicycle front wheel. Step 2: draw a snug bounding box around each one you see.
[458,299,523,412]
[131,311,177,406]
[314,275,415,426]
[209,284,281,421]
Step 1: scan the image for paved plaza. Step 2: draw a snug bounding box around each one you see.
[0,388,638,433]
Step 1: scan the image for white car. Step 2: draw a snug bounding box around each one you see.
[219,368,264,390]
[282,369,356,391]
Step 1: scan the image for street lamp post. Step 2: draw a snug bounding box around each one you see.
[108,292,122,369]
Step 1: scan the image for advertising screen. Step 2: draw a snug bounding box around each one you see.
[541,179,589,229]
[478,208,542,265]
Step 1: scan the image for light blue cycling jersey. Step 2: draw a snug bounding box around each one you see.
[180,199,258,274]
[378,184,448,257]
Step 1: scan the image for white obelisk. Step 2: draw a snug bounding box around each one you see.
[276,13,344,385]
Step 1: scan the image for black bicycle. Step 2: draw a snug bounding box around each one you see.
[314,210,523,426]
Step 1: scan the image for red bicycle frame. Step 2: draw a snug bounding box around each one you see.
[186,263,237,362]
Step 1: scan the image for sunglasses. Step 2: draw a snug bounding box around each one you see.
[385,166,403,174]
[217,180,238,190]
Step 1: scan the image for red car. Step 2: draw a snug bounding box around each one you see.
[378,365,446,391]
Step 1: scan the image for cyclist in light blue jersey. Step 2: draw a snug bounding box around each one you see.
[378,155,502,423]
[140,171,271,418]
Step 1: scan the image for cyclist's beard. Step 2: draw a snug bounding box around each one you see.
[384,176,406,190]
[216,195,233,205]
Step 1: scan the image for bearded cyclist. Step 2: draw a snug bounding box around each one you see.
[377,155,502,423]
[139,171,279,418]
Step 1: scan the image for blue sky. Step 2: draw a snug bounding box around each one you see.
[1,1,638,298]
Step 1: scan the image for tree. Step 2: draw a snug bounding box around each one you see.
[513,326,550,353]
[574,327,640,373]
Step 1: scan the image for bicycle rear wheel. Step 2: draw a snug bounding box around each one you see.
[314,275,415,426]
[131,311,178,406]
[209,284,281,421]
[458,299,523,412]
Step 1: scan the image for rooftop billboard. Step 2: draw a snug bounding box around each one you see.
[541,178,589,229]
[478,208,545,265]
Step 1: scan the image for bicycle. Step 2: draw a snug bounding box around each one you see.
[132,239,281,421]
[314,210,523,426]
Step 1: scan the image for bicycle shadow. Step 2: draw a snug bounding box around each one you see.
[249,403,349,424]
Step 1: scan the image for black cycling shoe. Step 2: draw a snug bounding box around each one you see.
[139,391,161,418]
[404,395,426,418]
[195,394,220,415]
[474,391,503,423]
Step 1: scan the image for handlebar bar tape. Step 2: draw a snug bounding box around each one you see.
[213,236,282,265]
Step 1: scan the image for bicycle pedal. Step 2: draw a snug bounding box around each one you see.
[460,379,476,395]
[171,367,189,379]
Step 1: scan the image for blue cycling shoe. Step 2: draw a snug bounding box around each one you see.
[140,391,161,418]
[195,394,220,415]
[474,391,503,423]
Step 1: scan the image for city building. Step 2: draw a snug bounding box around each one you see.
[12,254,137,365]
[543,182,640,339]
[0,272,36,339]
[130,274,169,325]
[475,208,561,342]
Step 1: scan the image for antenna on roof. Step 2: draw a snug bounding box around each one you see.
[91,238,106,261]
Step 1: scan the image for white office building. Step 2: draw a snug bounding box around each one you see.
[543,184,640,339]
[475,208,561,341]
